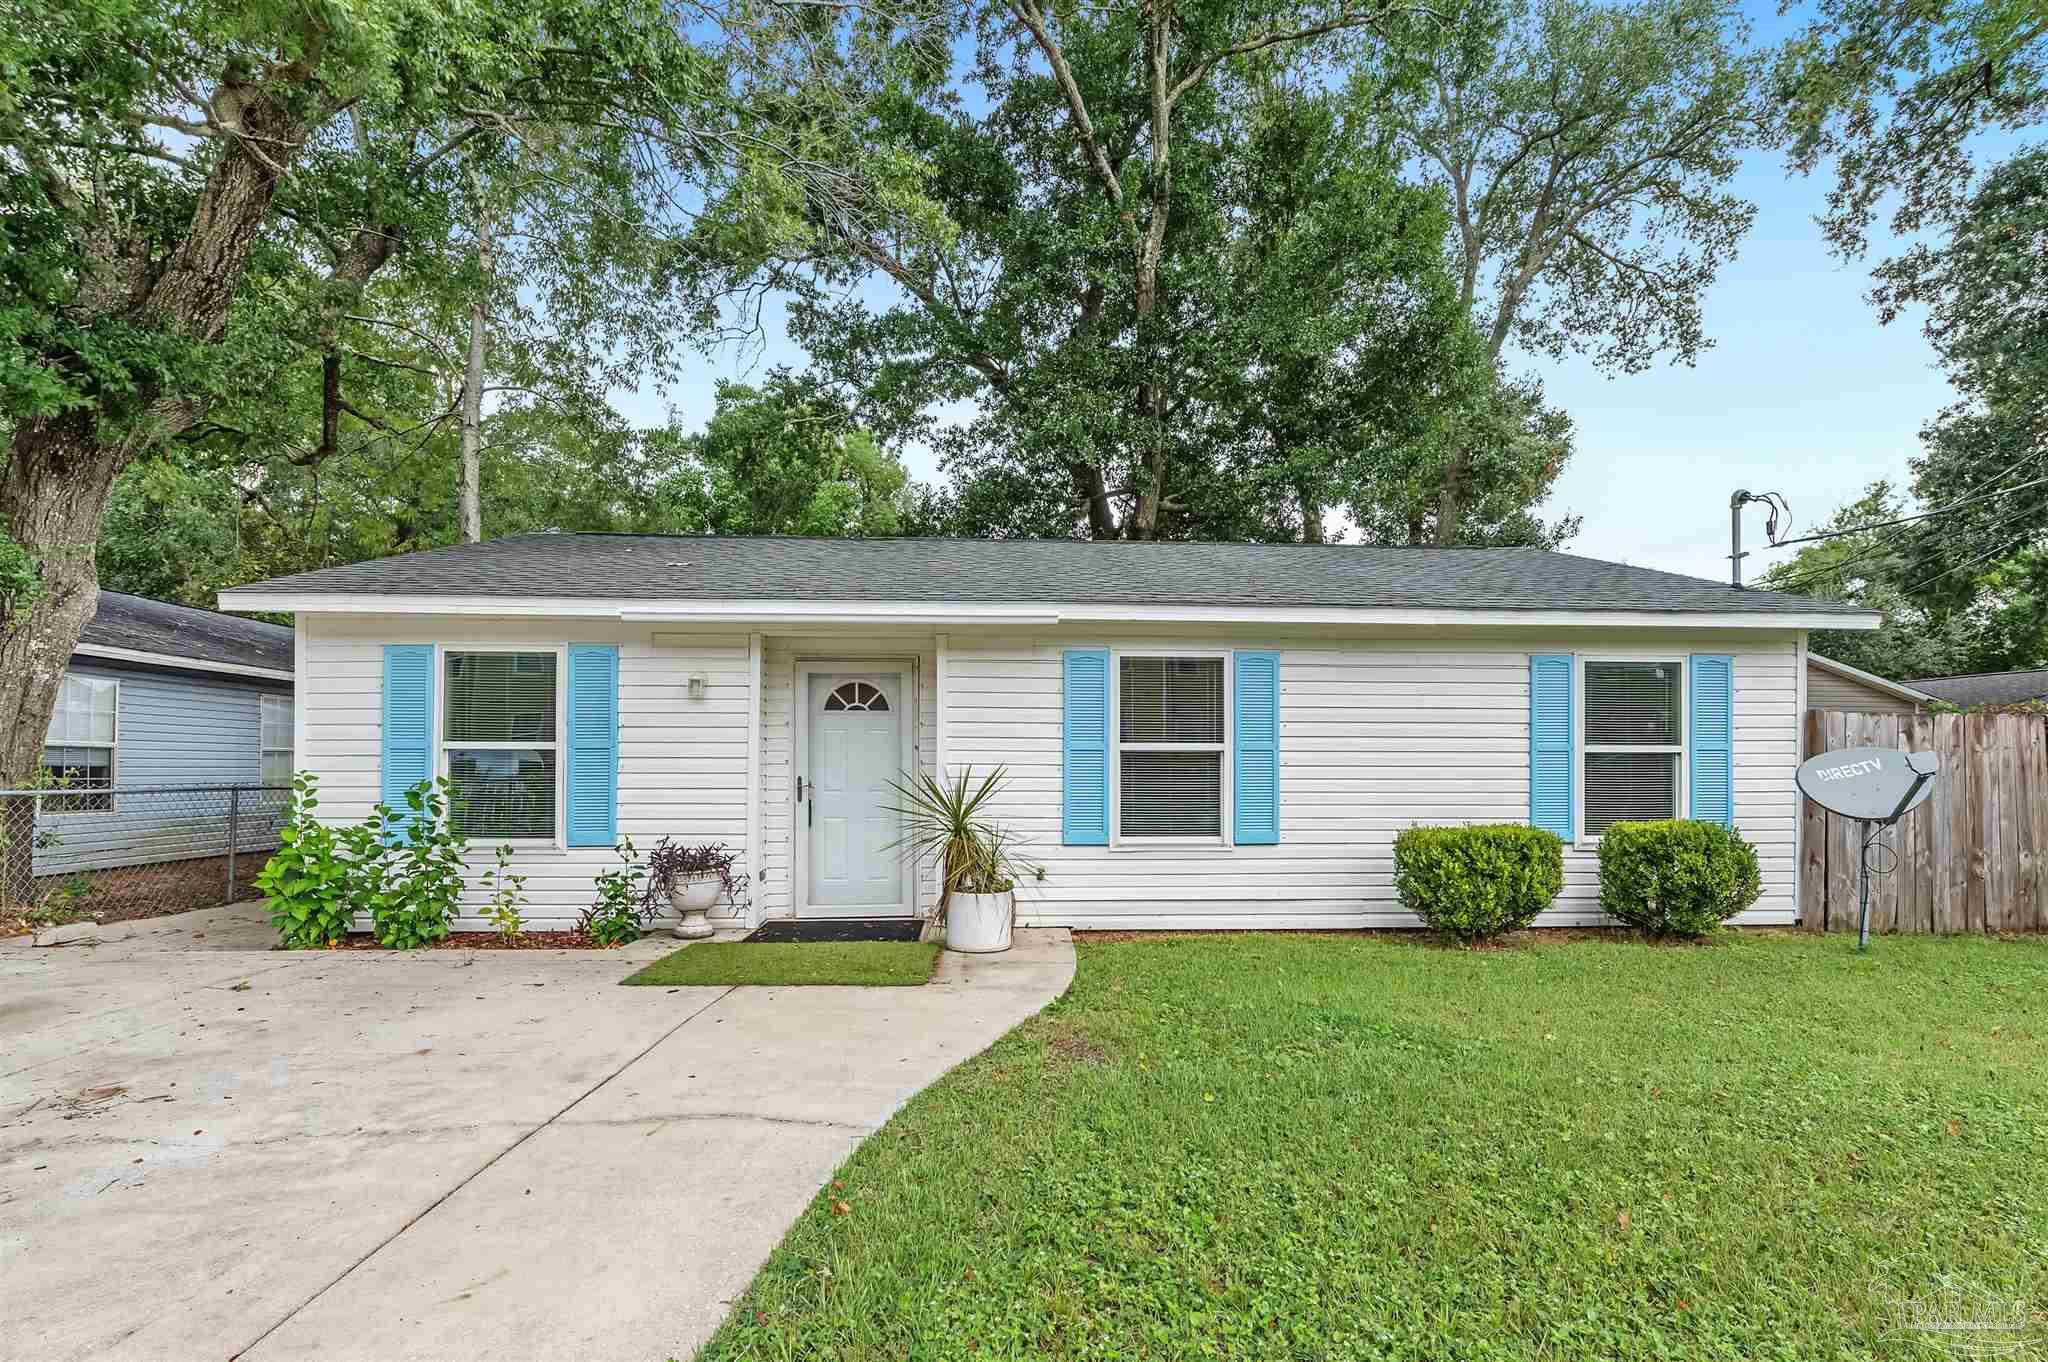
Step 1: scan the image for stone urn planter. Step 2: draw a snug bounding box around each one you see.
[943,888,1015,954]
[640,839,747,942]
[668,874,722,940]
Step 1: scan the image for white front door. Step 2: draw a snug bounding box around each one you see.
[803,672,908,916]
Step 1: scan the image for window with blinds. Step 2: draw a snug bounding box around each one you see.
[1582,660,1681,835]
[444,652,558,838]
[1118,656,1225,837]
[41,675,118,812]
[260,694,294,787]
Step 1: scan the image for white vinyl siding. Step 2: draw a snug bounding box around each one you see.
[940,628,1801,930]
[294,615,1801,932]
[298,616,750,930]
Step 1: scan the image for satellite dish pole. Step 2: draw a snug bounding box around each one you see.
[1797,748,1940,950]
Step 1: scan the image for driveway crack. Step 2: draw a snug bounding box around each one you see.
[227,985,740,1361]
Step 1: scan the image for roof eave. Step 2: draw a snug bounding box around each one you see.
[216,589,1879,632]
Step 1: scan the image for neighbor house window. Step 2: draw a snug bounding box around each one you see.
[1117,655,1225,838]
[41,675,118,813]
[443,651,557,839]
[1582,660,1682,836]
[260,694,294,787]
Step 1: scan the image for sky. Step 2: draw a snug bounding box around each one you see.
[618,0,1979,588]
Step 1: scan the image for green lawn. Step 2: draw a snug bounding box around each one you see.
[697,931,2048,1361]
[623,940,939,987]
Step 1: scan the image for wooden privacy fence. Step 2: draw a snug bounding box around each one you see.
[1800,709,2048,933]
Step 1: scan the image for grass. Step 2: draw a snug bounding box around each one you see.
[697,931,2048,1361]
[622,940,940,987]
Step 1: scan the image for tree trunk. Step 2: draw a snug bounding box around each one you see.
[458,301,486,544]
[1299,486,1325,542]
[2,74,312,797]
[1129,0,1175,542]
[457,189,492,544]
[1435,451,1469,546]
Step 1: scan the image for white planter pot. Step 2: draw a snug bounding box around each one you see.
[944,890,1014,954]
[668,875,722,940]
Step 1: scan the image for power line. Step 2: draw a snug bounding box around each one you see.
[1764,483,2048,599]
[1761,471,2048,552]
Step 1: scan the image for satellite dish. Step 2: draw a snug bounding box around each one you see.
[1796,747,1938,823]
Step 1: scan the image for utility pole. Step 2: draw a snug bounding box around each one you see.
[1728,489,1790,588]
[1729,489,1750,587]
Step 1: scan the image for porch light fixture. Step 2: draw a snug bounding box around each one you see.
[688,672,708,699]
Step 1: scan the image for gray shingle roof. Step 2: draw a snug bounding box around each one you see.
[81,591,294,673]
[227,534,1872,616]
[1906,669,2048,708]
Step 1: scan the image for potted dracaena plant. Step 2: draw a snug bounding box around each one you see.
[639,838,748,939]
[886,766,1040,953]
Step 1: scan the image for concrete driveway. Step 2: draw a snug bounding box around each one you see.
[0,906,1073,1362]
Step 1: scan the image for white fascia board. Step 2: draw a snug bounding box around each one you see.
[73,642,295,682]
[1807,652,1936,703]
[214,590,1879,632]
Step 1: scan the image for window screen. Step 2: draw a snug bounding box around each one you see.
[445,653,558,838]
[1118,657,1225,837]
[1582,661,1681,835]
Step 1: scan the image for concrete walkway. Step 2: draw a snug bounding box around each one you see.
[0,906,1074,1362]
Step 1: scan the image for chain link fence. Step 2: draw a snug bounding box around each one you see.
[1,784,289,930]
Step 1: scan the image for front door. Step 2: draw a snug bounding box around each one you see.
[803,672,908,916]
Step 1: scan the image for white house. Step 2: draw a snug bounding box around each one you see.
[219,535,1879,932]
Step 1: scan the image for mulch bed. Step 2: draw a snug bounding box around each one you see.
[325,931,625,951]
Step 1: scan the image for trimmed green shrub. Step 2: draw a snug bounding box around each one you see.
[1393,824,1565,941]
[1597,819,1761,937]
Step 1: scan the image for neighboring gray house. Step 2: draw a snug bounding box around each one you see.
[1907,668,2048,709]
[36,592,295,875]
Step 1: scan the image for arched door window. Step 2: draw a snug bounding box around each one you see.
[823,681,890,712]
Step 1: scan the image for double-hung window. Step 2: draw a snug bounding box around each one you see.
[260,694,294,787]
[41,675,118,813]
[443,651,558,839]
[1581,660,1683,836]
[1116,655,1226,838]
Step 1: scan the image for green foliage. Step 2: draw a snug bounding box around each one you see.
[481,844,528,939]
[97,458,246,610]
[699,932,2048,1359]
[885,767,1040,920]
[255,774,355,949]
[1392,823,1565,940]
[1597,820,1762,937]
[580,836,648,947]
[0,531,40,634]
[645,372,914,537]
[372,781,470,950]
[257,775,469,950]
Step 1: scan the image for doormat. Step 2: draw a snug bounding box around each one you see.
[744,918,924,944]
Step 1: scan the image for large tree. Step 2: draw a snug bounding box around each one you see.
[1388,0,1765,537]
[761,2,1574,542]
[0,0,908,790]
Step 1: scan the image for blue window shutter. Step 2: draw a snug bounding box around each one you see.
[566,645,620,848]
[1529,654,1574,840]
[1062,649,1110,845]
[1688,654,1734,826]
[1232,650,1280,845]
[382,645,434,841]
